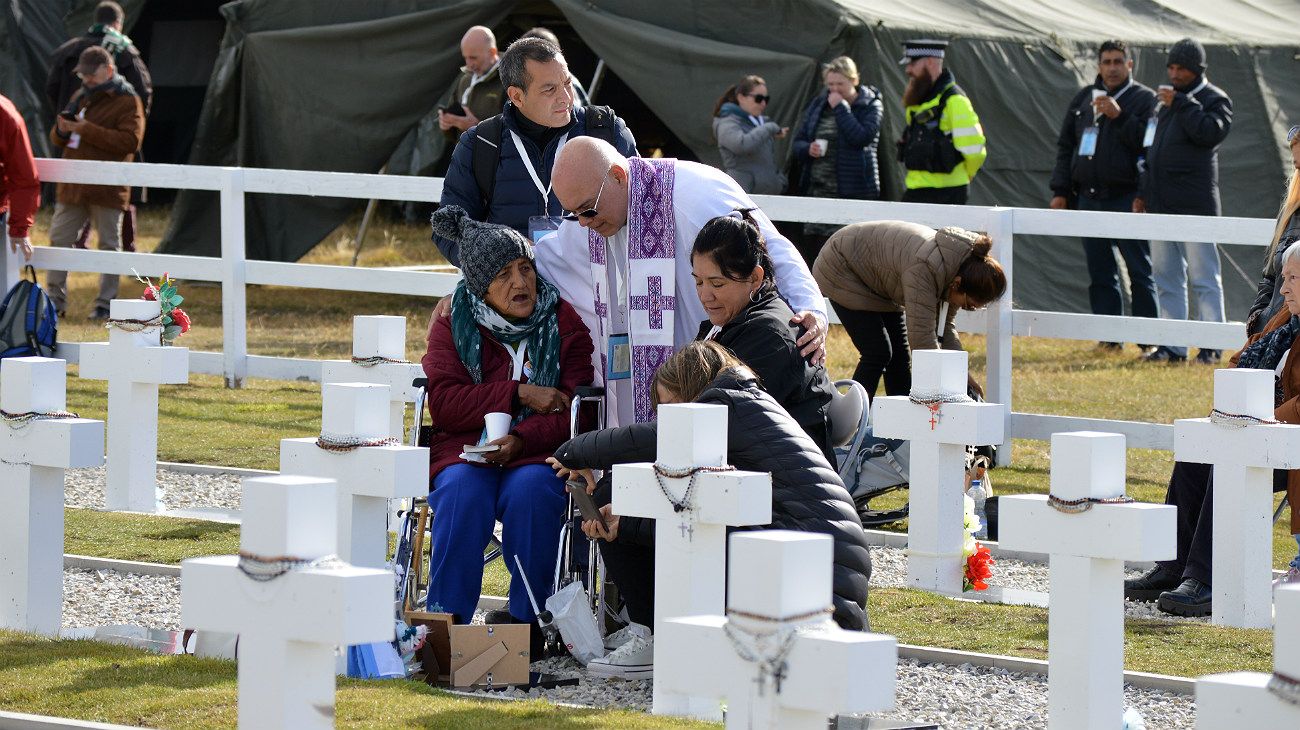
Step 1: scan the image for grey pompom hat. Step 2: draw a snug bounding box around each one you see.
[430,205,534,298]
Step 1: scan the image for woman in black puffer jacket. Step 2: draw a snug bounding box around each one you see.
[551,341,872,632]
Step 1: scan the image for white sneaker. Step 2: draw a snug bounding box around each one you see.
[602,622,647,651]
[587,630,653,680]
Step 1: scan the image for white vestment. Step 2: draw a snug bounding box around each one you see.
[535,159,825,427]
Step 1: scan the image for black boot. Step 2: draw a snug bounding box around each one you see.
[1157,578,1212,617]
[1124,564,1183,602]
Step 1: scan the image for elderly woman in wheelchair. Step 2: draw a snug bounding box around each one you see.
[421,207,594,630]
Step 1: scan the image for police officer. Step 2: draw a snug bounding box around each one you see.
[897,39,986,204]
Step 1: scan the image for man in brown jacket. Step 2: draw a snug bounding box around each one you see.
[47,46,144,320]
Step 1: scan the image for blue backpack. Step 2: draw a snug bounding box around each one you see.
[0,266,58,358]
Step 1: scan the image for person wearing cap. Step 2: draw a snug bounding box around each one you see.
[46,45,144,321]
[1,93,40,274]
[1135,37,1233,365]
[897,39,986,204]
[422,205,594,637]
[1049,40,1158,351]
[45,1,152,121]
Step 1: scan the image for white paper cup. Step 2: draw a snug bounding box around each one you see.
[1091,89,1106,102]
[1158,84,1173,92]
[484,412,512,441]
[813,138,828,155]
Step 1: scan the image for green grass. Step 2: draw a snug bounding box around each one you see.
[66,510,239,564]
[0,631,715,729]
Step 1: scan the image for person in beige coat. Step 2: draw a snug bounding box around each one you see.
[813,220,1005,399]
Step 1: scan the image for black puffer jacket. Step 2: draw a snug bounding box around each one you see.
[554,368,872,631]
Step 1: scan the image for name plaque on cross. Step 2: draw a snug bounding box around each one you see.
[0,357,103,636]
[660,531,897,729]
[182,475,391,730]
[280,382,427,569]
[78,298,188,513]
[872,349,1004,594]
[1174,368,1300,628]
[319,316,420,441]
[612,403,772,719]
[1000,432,1175,730]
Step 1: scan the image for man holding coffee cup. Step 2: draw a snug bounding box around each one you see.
[1133,37,1233,364]
[1049,40,1158,350]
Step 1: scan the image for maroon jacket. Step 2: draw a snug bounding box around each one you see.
[422,299,594,480]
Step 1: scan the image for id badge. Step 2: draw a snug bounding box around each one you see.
[1142,118,1157,148]
[607,333,631,380]
[528,215,562,244]
[1077,127,1098,157]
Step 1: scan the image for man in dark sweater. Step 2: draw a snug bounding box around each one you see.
[1050,40,1158,351]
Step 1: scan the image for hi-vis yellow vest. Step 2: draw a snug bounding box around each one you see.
[904,83,986,190]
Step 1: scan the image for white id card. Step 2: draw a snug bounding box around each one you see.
[1078,127,1098,157]
[607,333,631,380]
[1142,118,1157,148]
[528,215,562,244]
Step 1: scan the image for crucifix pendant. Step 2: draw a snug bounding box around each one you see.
[753,670,767,697]
[678,519,694,541]
[772,661,788,694]
[927,403,941,431]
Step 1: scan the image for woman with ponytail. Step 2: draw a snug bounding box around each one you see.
[1246,125,1300,336]
[712,75,788,195]
[421,205,593,639]
[689,210,837,461]
[812,220,1006,399]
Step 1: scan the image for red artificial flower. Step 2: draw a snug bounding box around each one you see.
[965,544,995,591]
[170,307,191,334]
[143,285,157,301]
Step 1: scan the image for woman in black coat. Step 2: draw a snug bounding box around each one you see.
[692,210,837,463]
[550,341,872,634]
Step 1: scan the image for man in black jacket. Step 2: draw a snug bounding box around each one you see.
[1050,40,1157,350]
[45,2,152,121]
[1134,38,1233,364]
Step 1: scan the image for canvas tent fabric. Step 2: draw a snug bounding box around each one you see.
[5,1,1295,315]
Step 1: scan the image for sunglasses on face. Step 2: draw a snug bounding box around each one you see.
[562,174,609,221]
[1289,125,1300,145]
[745,94,770,104]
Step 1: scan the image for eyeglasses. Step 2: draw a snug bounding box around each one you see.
[562,174,609,221]
[745,94,770,104]
[1289,125,1300,145]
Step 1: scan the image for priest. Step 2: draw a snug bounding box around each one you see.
[539,136,827,427]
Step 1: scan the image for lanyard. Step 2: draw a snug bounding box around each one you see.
[510,130,570,213]
[461,62,498,106]
[502,340,529,381]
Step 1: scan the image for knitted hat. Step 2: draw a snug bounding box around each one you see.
[1167,38,1206,75]
[430,205,533,299]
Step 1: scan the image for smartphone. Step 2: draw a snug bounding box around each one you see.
[59,111,76,121]
[566,479,602,522]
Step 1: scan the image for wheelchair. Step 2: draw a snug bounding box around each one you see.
[394,377,613,651]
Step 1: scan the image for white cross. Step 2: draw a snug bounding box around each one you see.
[613,402,772,719]
[660,531,896,729]
[1174,368,1300,628]
[181,475,392,730]
[319,316,421,441]
[0,357,103,635]
[999,432,1175,730]
[280,382,427,569]
[871,349,1004,594]
[78,298,188,513]
[1196,583,1300,726]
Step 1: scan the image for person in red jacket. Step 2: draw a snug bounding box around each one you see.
[423,205,595,631]
[1,93,40,274]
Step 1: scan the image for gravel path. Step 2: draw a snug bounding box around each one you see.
[65,465,244,511]
[63,568,181,630]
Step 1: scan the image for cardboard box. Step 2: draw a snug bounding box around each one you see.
[405,610,529,687]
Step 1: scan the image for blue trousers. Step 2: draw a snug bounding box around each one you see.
[1151,238,1225,357]
[1077,192,1157,322]
[426,463,567,623]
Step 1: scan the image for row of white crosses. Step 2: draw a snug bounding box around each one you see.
[873,349,1004,594]
[613,403,897,726]
[79,298,188,513]
[0,357,103,636]
[320,315,421,442]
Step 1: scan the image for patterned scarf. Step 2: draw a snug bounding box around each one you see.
[450,275,562,420]
[1235,314,1298,406]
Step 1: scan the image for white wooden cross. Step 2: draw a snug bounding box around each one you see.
[0,357,103,636]
[613,402,773,719]
[872,349,1004,594]
[1196,583,1300,726]
[78,298,188,513]
[659,531,897,729]
[181,475,392,730]
[319,316,421,441]
[999,432,1175,730]
[280,382,427,569]
[1174,368,1300,628]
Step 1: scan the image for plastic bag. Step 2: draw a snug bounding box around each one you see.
[545,581,604,664]
[347,641,406,679]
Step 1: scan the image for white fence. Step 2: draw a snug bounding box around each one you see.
[19,159,1273,462]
